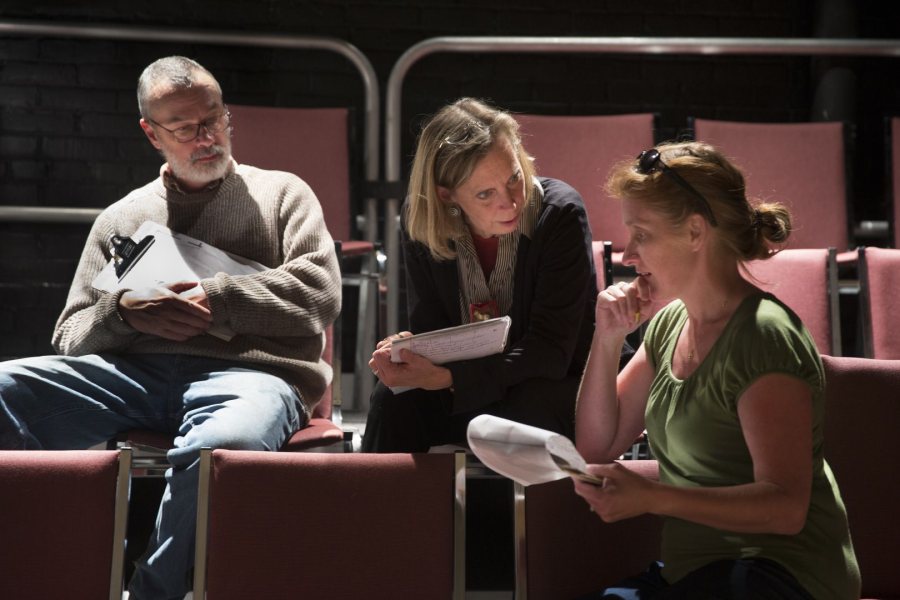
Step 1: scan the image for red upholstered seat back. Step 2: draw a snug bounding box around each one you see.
[693,119,849,251]
[744,248,835,354]
[227,105,347,419]
[274,321,342,450]
[0,450,120,600]
[204,451,456,599]
[516,113,655,250]
[822,355,900,598]
[314,322,335,419]
[228,105,352,241]
[861,247,900,359]
[521,460,662,599]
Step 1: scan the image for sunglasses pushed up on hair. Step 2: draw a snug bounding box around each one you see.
[635,148,718,227]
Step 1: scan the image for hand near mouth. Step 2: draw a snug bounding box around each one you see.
[595,276,655,336]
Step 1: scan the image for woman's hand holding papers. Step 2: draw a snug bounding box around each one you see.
[119,281,213,342]
[369,331,454,391]
[572,462,658,522]
[374,331,413,351]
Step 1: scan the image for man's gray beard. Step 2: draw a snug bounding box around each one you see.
[164,142,232,188]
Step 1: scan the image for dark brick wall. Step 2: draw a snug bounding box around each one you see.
[1,0,898,358]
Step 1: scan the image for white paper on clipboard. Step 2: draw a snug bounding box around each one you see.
[91,221,268,341]
[387,316,511,393]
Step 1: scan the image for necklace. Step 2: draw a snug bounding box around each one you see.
[685,298,729,364]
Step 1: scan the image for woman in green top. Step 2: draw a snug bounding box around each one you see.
[573,142,860,599]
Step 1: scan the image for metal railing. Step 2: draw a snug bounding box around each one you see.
[383,36,900,332]
[0,18,380,244]
[4,27,900,332]
[0,206,102,223]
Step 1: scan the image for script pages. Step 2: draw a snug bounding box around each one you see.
[91,221,268,341]
[466,414,603,487]
[387,316,512,393]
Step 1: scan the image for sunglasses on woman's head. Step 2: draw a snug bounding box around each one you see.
[635,149,718,227]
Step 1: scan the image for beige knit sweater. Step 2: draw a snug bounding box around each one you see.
[52,163,342,414]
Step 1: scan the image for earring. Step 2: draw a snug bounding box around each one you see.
[448,205,461,217]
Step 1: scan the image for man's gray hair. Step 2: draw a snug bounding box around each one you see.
[137,56,221,118]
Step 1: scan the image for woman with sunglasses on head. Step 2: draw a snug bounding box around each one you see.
[573,142,859,600]
[362,98,630,452]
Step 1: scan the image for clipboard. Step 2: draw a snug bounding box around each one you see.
[92,221,269,341]
[109,234,156,280]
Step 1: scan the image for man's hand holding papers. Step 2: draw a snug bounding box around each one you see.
[93,221,268,342]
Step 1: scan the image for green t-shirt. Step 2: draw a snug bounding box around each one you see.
[643,293,860,600]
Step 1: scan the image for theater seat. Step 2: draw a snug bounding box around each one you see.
[514,460,662,599]
[193,449,466,599]
[744,248,841,355]
[0,449,131,600]
[822,355,900,600]
[859,247,900,359]
[228,104,383,411]
[111,318,345,476]
[692,118,852,253]
[516,113,656,251]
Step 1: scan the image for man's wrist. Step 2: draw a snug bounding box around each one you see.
[111,289,135,330]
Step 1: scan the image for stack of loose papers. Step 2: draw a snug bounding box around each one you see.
[467,414,603,487]
[388,316,511,393]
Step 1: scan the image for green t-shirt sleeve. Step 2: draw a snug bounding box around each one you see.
[719,297,824,409]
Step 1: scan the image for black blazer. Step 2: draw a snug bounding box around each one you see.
[402,177,597,414]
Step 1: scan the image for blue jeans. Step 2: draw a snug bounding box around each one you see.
[0,353,304,600]
[581,559,814,600]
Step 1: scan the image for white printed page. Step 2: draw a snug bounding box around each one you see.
[390,316,511,365]
[466,414,571,486]
[467,439,565,487]
[91,222,268,342]
[92,221,267,293]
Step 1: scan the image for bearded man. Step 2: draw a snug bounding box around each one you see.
[0,56,341,600]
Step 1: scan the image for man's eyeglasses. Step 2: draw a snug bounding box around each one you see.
[148,110,231,143]
[635,148,718,226]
